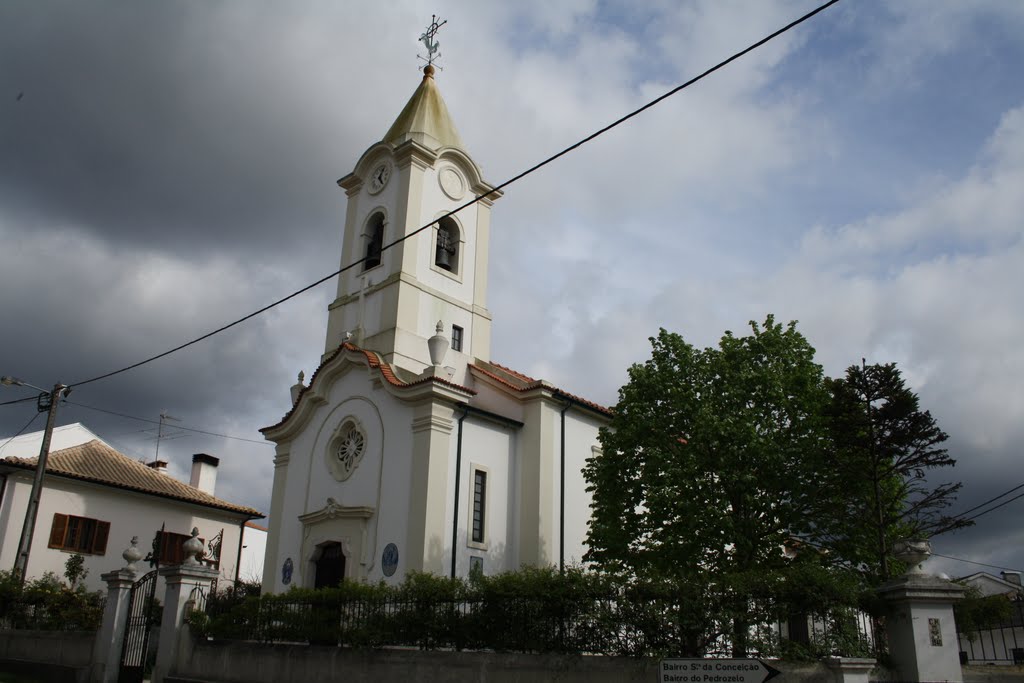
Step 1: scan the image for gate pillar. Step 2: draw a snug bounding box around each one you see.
[152,529,219,683]
[92,567,137,683]
[876,540,966,683]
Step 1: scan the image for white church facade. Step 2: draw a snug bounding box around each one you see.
[260,64,609,593]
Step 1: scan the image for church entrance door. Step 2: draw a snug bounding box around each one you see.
[314,542,346,588]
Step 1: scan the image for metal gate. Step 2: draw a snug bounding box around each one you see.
[119,569,159,683]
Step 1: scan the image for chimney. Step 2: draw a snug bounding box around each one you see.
[190,453,219,495]
[147,460,169,475]
[1002,571,1021,586]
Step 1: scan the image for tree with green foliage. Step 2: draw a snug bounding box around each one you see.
[953,587,1015,639]
[819,362,967,581]
[584,316,846,655]
[64,553,88,590]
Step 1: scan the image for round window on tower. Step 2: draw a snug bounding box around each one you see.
[326,418,366,481]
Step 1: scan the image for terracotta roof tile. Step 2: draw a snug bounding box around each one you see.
[1,440,262,517]
[262,342,475,434]
[470,362,612,417]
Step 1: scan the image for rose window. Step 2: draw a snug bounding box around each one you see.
[335,427,365,475]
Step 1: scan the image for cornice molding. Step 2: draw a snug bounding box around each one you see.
[299,497,375,526]
[410,413,454,435]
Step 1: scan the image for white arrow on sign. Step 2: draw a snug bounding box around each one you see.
[659,658,781,683]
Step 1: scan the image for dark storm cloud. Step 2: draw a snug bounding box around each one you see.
[0,1,354,257]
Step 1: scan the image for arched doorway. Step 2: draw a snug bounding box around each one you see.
[314,542,346,589]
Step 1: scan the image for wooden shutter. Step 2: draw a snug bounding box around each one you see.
[48,513,68,549]
[162,532,185,565]
[92,521,111,555]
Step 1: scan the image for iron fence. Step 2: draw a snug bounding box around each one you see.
[956,598,1024,665]
[200,590,876,659]
[958,622,1024,665]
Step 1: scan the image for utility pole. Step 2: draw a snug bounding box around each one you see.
[2,377,69,583]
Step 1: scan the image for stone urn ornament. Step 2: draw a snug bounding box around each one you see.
[182,527,206,566]
[427,320,449,367]
[123,536,144,573]
[893,538,932,575]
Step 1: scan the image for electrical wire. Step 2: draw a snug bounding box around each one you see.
[64,401,271,446]
[959,490,1024,524]
[930,552,1023,574]
[925,482,1024,538]
[944,482,1024,524]
[0,411,42,457]
[66,0,843,390]
[0,395,39,407]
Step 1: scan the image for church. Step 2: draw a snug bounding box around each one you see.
[259,60,610,593]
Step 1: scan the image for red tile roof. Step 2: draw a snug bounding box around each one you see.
[1,440,263,517]
[262,342,476,434]
[471,361,612,417]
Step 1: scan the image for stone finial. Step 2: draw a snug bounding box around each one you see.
[123,536,144,572]
[893,538,932,575]
[182,527,205,566]
[427,320,449,367]
[290,370,306,405]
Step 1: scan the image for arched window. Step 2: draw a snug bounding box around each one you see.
[363,213,384,271]
[434,217,460,273]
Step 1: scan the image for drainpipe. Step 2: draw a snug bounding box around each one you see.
[450,406,470,578]
[0,474,7,518]
[235,516,253,585]
[559,401,571,573]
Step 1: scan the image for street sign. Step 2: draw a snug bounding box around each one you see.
[659,659,781,683]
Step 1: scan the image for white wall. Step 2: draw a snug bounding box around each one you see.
[445,416,516,578]
[561,409,603,567]
[267,366,415,591]
[0,471,247,593]
[239,524,267,583]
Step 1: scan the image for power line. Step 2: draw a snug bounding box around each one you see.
[66,0,843,390]
[947,482,1024,523]
[65,401,271,446]
[928,482,1024,537]
[930,552,1023,574]
[0,411,42,457]
[0,395,39,407]
[960,490,1024,524]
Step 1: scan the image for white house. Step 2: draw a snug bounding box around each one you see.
[955,571,1024,665]
[259,65,611,593]
[958,571,1024,598]
[0,423,264,592]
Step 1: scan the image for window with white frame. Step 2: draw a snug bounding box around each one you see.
[451,325,464,352]
[470,467,487,547]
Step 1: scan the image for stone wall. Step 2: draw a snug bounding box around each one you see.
[167,638,874,683]
[0,629,93,682]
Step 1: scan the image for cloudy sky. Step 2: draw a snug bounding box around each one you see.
[1,1,1022,579]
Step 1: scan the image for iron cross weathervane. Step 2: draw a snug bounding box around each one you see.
[418,15,447,70]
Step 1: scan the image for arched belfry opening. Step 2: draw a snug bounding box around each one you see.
[434,217,460,273]
[313,541,346,589]
[363,213,385,271]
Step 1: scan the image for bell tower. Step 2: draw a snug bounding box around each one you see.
[324,60,501,373]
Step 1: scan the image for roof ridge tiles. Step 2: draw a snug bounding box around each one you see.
[1,439,262,517]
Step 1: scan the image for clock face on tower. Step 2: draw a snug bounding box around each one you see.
[368,162,391,194]
[438,166,465,200]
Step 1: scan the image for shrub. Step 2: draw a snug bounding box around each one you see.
[0,569,103,631]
